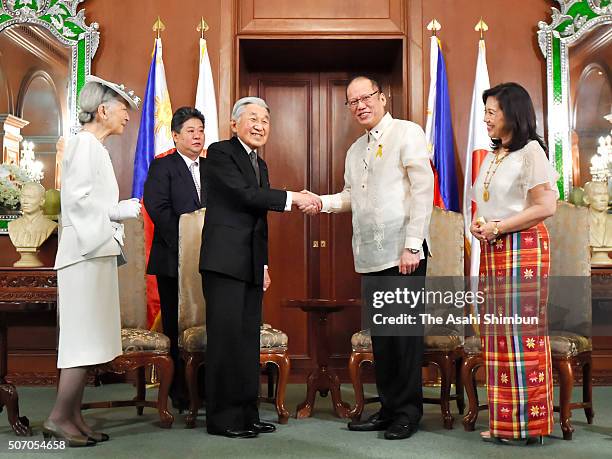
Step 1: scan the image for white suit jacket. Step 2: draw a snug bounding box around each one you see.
[54,131,121,270]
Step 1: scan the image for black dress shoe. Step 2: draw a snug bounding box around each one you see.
[347,413,392,432]
[207,428,258,439]
[384,422,418,440]
[250,421,276,433]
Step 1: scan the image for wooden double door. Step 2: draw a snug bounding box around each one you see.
[244,71,395,377]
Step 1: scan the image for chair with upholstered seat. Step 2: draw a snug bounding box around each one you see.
[348,207,465,428]
[176,209,206,428]
[462,201,593,440]
[81,216,174,428]
[258,324,291,424]
[177,210,291,428]
[546,201,593,439]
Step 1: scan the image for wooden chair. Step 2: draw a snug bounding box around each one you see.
[462,201,593,440]
[546,201,593,439]
[348,207,465,428]
[177,210,290,428]
[176,209,206,428]
[259,324,291,424]
[81,216,174,428]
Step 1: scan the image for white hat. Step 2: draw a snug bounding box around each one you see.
[85,75,141,110]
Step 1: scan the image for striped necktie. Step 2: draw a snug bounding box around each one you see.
[249,150,261,185]
[189,161,201,200]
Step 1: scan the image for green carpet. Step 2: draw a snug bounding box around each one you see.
[1,384,611,458]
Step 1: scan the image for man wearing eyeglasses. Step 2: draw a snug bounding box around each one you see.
[301,75,434,440]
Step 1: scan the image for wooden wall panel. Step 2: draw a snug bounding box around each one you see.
[253,0,390,19]
[406,0,422,125]
[320,76,367,300]
[239,0,404,34]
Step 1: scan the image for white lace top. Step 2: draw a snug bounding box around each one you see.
[473,140,559,221]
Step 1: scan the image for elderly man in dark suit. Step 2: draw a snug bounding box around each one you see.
[200,97,319,438]
[143,106,206,410]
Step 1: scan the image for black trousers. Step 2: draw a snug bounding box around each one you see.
[201,270,262,432]
[156,275,185,401]
[365,246,428,425]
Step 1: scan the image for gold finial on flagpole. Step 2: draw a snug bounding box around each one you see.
[197,17,209,39]
[153,16,166,39]
[427,19,442,37]
[475,18,489,39]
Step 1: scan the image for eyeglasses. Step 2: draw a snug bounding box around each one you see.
[345,90,380,109]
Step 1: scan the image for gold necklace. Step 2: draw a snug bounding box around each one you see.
[482,150,508,202]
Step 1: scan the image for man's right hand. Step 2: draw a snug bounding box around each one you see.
[293,190,322,215]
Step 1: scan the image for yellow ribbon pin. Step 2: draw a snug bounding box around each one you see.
[375,144,383,158]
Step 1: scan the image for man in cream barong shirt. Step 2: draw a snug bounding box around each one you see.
[304,76,434,440]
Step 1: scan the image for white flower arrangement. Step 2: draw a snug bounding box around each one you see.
[0,163,40,211]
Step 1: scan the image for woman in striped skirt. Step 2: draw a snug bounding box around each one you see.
[470,82,558,444]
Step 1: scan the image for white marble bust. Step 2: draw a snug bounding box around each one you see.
[7,181,57,267]
[583,181,612,265]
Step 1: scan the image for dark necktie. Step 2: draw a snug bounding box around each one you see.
[249,150,261,185]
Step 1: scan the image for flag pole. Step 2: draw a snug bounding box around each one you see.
[197,17,209,39]
[475,18,489,40]
[426,18,441,37]
[153,16,165,39]
[145,15,168,383]
[464,18,492,331]
[195,16,220,148]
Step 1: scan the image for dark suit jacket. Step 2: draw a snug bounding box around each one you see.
[144,150,205,278]
[199,136,287,285]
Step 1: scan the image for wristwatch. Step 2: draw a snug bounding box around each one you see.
[407,248,420,254]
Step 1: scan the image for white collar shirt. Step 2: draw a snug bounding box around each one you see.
[177,150,201,194]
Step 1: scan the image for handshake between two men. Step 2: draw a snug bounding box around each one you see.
[291,190,323,215]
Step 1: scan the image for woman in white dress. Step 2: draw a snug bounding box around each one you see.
[470,82,558,444]
[44,76,141,447]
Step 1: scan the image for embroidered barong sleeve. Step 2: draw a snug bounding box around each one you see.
[320,153,352,213]
[401,125,434,249]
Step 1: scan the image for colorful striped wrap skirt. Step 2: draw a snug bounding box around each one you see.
[479,222,554,439]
